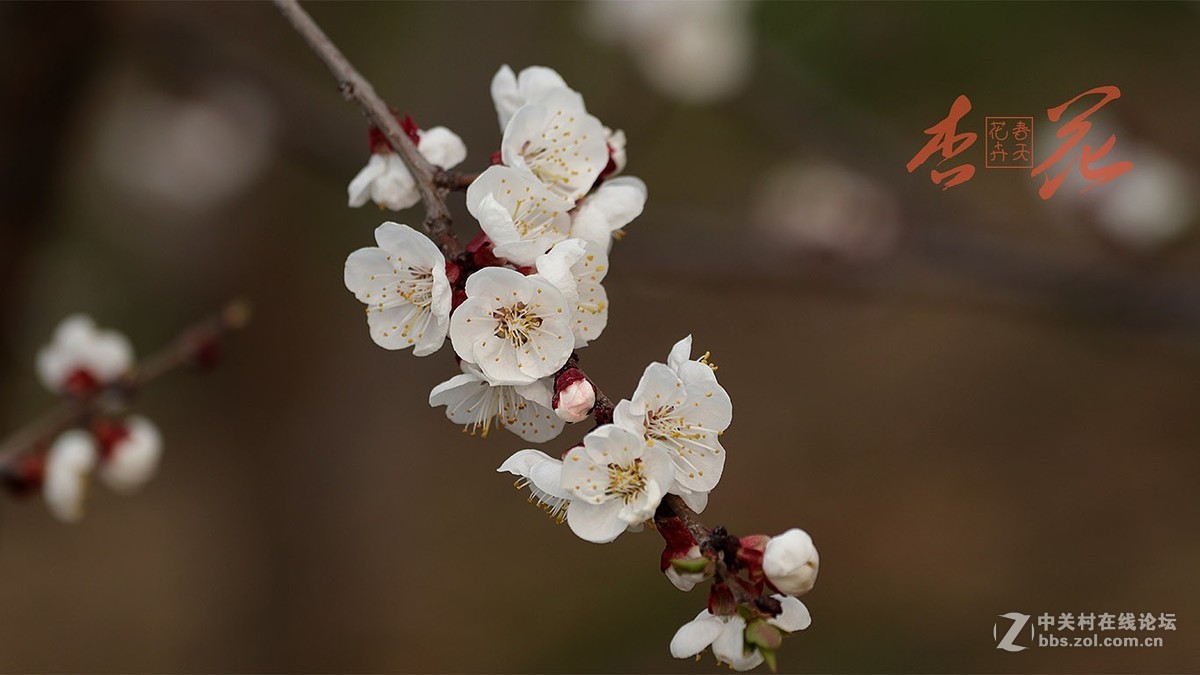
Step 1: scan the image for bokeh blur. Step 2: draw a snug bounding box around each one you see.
[1,1,1198,672]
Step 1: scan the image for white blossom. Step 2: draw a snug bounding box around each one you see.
[670,595,811,671]
[348,126,467,210]
[752,161,900,262]
[449,267,574,385]
[1089,145,1197,252]
[554,377,596,423]
[490,65,576,131]
[344,222,452,356]
[613,336,732,497]
[429,363,563,441]
[98,416,163,494]
[535,239,609,347]
[466,165,572,266]
[43,430,98,523]
[36,314,134,395]
[501,88,608,203]
[498,449,570,523]
[763,528,819,597]
[568,176,648,253]
[560,424,675,543]
[587,0,753,104]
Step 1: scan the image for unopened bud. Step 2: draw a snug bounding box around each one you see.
[553,368,595,423]
[763,528,819,597]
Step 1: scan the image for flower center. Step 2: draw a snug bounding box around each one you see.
[512,198,561,238]
[492,301,543,348]
[644,406,703,443]
[606,459,647,504]
[394,268,434,308]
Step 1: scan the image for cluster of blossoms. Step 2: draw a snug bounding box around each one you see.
[4,316,162,522]
[341,65,817,671]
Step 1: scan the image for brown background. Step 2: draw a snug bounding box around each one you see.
[0,2,1198,672]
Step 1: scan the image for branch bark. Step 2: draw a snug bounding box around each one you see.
[272,0,463,257]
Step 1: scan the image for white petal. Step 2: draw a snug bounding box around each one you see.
[490,65,521,130]
[560,445,606,503]
[374,221,442,264]
[618,477,662,524]
[670,611,724,658]
[417,126,467,170]
[43,430,98,523]
[492,65,577,130]
[566,498,626,543]
[99,416,162,493]
[343,247,393,301]
[665,565,700,592]
[501,90,608,203]
[347,154,388,207]
[768,595,812,633]
[467,166,572,266]
[371,154,419,210]
[569,176,648,249]
[535,238,588,306]
[712,617,763,671]
[667,335,694,372]
[517,66,573,109]
[678,489,709,514]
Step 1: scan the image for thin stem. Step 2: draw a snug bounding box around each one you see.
[0,300,252,469]
[272,0,462,257]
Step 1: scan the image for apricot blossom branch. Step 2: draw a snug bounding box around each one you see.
[280,3,817,668]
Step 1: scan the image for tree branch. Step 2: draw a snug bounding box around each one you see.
[0,300,251,470]
[272,0,463,257]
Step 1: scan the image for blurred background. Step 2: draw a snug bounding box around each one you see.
[1,1,1198,672]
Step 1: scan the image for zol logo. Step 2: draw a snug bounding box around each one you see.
[994,612,1034,652]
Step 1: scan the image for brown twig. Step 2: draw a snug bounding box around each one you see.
[272,0,463,258]
[0,300,252,470]
[436,170,480,192]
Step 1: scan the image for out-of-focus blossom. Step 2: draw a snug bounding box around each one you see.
[753,161,901,262]
[587,0,753,104]
[96,416,162,494]
[36,315,134,396]
[43,430,98,523]
[95,77,277,213]
[1081,145,1196,252]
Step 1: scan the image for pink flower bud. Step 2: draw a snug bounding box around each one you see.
[553,368,595,423]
